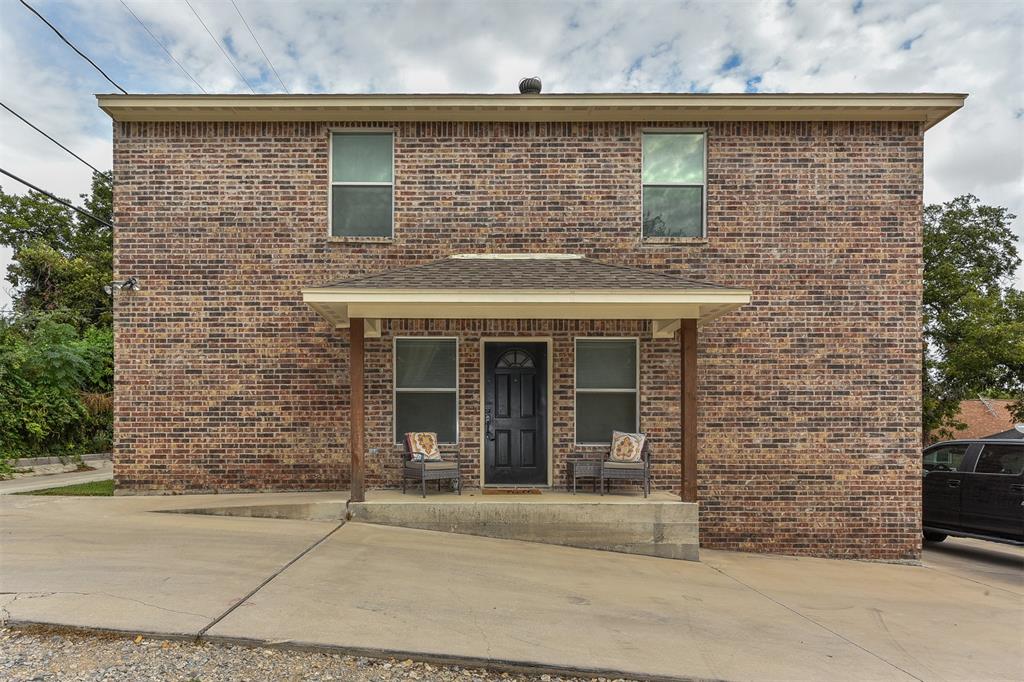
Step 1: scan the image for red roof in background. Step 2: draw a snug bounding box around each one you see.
[948,399,1016,439]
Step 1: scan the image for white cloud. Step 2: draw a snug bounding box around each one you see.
[0,0,1021,311]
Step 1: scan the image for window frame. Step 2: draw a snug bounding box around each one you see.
[640,128,708,240]
[392,336,459,445]
[328,129,395,239]
[573,337,640,446]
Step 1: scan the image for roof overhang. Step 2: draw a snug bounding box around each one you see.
[97,92,966,130]
[301,287,752,338]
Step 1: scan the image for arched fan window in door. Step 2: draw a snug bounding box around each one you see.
[495,348,535,369]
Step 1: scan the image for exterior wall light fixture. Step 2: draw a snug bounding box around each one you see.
[104,277,139,295]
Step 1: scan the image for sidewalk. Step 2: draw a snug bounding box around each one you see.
[0,459,113,495]
[1,491,1021,681]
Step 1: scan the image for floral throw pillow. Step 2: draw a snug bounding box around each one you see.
[609,431,646,463]
[405,432,442,461]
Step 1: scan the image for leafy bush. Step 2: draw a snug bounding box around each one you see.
[0,311,113,473]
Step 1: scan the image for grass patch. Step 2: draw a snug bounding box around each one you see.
[16,479,114,496]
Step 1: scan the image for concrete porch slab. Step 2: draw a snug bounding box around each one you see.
[348,489,699,560]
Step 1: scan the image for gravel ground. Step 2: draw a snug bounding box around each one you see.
[1,627,637,682]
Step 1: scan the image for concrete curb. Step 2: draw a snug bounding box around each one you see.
[4,620,719,682]
[10,453,111,468]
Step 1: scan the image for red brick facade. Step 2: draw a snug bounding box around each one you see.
[112,119,923,560]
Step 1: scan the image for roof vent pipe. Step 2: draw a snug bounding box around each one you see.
[518,76,542,94]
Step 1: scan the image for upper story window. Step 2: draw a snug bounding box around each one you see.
[330,132,393,238]
[642,132,706,238]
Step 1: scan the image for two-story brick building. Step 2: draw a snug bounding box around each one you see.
[99,90,964,560]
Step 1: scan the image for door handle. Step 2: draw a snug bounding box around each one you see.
[946,479,961,488]
[1010,484,1024,494]
[485,408,494,441]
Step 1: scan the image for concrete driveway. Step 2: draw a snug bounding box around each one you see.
[922,536,1023,594]
[1,492,1021,681]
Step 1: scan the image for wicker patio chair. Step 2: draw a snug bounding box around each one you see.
[400,432,462,498]
[600,436,651,498]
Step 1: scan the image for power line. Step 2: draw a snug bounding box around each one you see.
[0,168,113,228]
[18,0,127,94]
[230,0,288,93]
[1,102,111,180]
[183,0,256,94]
[119,0,207,94]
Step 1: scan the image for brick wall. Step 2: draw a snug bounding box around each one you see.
[113,119,923,560]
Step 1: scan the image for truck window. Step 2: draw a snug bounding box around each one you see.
[923,444,969,472]
[974,444,1024,475]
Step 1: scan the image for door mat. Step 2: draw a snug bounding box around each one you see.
[481,488,542,495]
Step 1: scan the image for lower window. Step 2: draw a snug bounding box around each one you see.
[394,338,458,443]
[575,338,639,444]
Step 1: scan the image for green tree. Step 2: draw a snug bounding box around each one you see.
[924,194,1024,440]
[0,172,114,470]
[0,172,112,328]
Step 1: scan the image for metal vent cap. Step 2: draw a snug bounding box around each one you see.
[518,76,542,94]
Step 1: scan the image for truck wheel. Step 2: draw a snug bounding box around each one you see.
[923,531,947,543]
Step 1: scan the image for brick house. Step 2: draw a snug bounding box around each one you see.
[940,398,1018,441]
[99,90,964,561]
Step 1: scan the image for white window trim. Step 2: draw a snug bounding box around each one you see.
[328,130,395,238]
[393,336,459,445]
[573,337,640,446]
[641,128,708,239]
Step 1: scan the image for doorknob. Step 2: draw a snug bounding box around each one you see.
[485,408,494,441]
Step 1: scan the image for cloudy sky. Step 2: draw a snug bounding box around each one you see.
[0,0,1022,309]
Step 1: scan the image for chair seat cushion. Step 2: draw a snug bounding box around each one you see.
[603,461,644,469]
[405,461,458,471]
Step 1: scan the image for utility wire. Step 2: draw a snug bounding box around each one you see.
[1,102,111,180]
[119,0,207,94]
[230,0,288,93]
[183,0,256,94]
[0,168,113,228]
[18,0,127,94]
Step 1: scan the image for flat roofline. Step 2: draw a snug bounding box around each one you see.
[97,92,967,130]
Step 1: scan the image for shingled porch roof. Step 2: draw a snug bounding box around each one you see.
[302,254,751,336]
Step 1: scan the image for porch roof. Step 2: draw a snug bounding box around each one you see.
[302,254,751,336]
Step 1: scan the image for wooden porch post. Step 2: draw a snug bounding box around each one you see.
[349,317,365,502]
[680,319,698,502]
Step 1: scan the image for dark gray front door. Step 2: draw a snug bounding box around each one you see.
[484,342,547,485]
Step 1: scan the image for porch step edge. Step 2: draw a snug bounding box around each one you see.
[348,499,700,561]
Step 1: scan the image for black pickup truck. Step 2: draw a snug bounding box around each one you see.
[922,439,1023,546]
